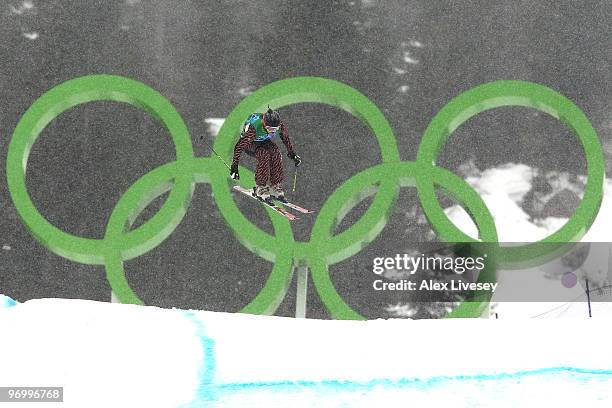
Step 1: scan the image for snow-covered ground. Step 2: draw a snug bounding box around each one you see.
[1,296,612,407]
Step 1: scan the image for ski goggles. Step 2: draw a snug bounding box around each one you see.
[264,125,280,134]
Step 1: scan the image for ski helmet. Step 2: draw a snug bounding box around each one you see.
[264,108,281,127]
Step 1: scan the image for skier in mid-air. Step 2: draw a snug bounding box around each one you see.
[230,108,301,202]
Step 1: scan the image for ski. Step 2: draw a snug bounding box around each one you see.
[232,186,299,221]
[270,197,314,214]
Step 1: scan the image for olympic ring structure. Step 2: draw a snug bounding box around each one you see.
[6,75,605,319]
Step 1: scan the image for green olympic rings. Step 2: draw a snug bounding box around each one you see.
[416,80,605,268]
[307,162,498,319]
[6,75,195,265]
[6,74,605,320]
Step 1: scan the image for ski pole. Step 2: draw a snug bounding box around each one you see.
[200,135,231,170]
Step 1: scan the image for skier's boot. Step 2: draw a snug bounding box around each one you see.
[252,185,271,202]
[270,183,287,203]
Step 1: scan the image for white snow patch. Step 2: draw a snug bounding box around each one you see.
[403,51,419,65]
[385,302,417,317]
[448,163,612,242]
[237,86,254,96]
[9,1,34,14]
[23,32,39,40]
[443,191,542,242]
[204,118,225,137]
[409,39,424,48]
[465,163,534,202]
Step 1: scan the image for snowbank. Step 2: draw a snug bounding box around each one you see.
[1,297,611,407]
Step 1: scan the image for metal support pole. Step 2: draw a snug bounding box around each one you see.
[295,266,308,318]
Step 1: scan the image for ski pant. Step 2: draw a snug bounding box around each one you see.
[245,140,283,187]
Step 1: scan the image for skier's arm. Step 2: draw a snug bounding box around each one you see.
[279,124,301,167]
[279,123,295,156]
[232,126,256,167]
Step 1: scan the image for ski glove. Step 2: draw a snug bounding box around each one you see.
[289,152,302,167]
[230,164,240,180]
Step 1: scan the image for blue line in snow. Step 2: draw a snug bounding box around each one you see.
[175,310,611,405]
[0,295,18,308]
[215,366,612,392]
[181,310,217,407]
